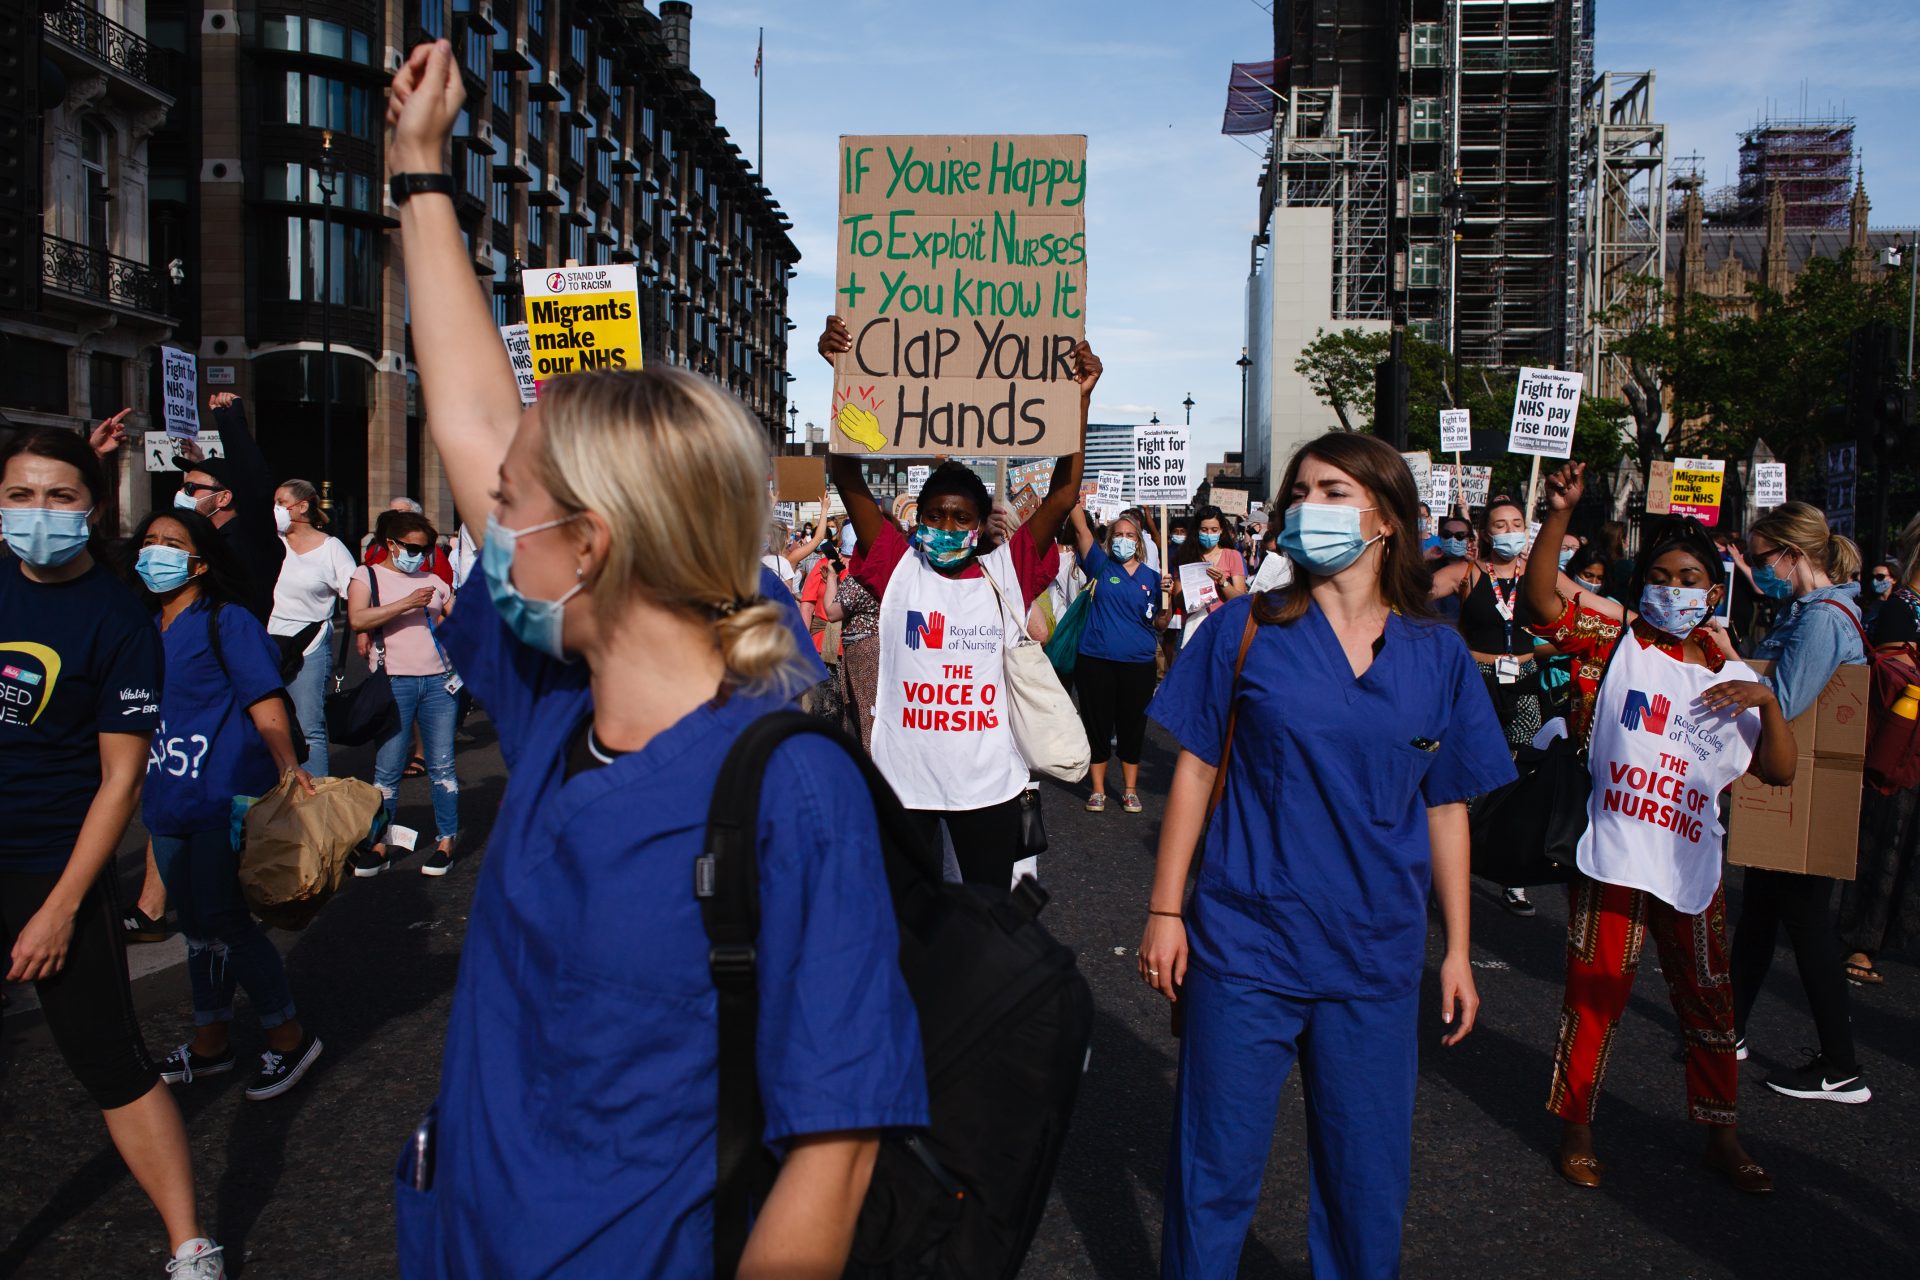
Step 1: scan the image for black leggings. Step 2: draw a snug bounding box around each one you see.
[908,796,1022,896]
[1074,655,1157,766]
[1730,868,1857,1072]
[1,867,160,1110]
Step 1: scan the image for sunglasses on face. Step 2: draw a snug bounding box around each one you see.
[394,541,433,554]
[180,481,225,496]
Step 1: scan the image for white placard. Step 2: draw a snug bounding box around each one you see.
[1439,408,1472,453]
[773,501,798,529]
[142,431,224,473]
[1508,367,1582,459]
[1095,470,1125,518]
[1401,451,1432,505]
[387,824,419,852]
[161,346,199,440]
[1133,426,1190,505]
[500,324,537,405]
[1432,463,1493,511]
[1178,561,1219,613]
[906,465,931,496]
[1754,462,1787,508]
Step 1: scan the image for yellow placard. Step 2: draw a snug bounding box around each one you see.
[520,263,643,392]
[1668,457,1725,527]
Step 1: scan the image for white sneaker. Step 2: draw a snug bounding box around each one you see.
[167,1238,225,1278]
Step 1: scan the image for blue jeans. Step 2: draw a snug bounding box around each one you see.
[152,827,295,1029]
[375,673,460,843]
[284,618,333,777]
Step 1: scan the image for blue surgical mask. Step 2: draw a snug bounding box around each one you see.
[1198,532,1221,551]
[1491,531,1528,560]
[481,510,585,660]
[135,544,195,593]
[394,547,427,574]
[1639,584,1713,638]
[1557,548,1574,571]
[173,489,202,513]
[1170,534,1187,547]
[1439,535,1470,559]
[1110,535,1138,562]
[1280,502,1382,576]
[912,524,978,572]
[1873,576,1893,596]
[1,506,93,568]
[1751,556,1795,600]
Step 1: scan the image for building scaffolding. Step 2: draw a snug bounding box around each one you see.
[1266,86,1390,320]
[1578,70,1667,401]
[1734,116,1855,228]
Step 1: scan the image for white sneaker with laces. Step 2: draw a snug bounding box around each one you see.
[167,1238,225,1278]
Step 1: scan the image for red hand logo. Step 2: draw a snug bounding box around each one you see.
[1644,693,1671,735]
[923,611,946,649]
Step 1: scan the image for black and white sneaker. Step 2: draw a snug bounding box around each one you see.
[350,845,390,878]
[1764,1052,1870,1104]
[122,906,172,944]
[1503,887,1536,917]
[158,1042,235,1085]
[420,845,454,877]
[244,1033,323,1101]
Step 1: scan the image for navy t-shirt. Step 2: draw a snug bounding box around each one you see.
[0,558,163,872]
[1076,542,1160,664]
[144,600,285,835]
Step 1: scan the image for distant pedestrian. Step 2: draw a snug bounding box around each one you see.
[269,478,355,775]
[178,394,283,622]
[1066,503,1158,814]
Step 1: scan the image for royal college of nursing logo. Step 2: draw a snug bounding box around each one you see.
[1619,690,1672,736]
[904,610,946,651]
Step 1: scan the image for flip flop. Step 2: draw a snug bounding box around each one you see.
[1845,959,1884,986]
[403,756,428,778]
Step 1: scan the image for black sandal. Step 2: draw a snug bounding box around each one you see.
[402,755,428,778]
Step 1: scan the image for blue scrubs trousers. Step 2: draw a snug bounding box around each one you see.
[1162,964,1419,1280]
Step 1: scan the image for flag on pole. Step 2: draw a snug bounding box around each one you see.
[754,31,763,77]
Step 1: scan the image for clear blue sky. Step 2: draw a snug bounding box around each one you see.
[680,0,1917,469]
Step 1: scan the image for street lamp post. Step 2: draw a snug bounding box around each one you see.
[316,130,338,517]
[1182,393,1194,426]
[788,403,798,447]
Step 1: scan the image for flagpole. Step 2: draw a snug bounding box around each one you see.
[756,27,764,177]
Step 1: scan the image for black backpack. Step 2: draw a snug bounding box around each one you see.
[699,711,1093,1280]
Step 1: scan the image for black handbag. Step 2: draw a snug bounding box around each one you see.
[324,568,397,747]
[1018,784,1048,856]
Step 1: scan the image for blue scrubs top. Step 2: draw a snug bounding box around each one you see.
[145,601,283,836]
[1149,595,1514,1000]
[398,571,923,1278]
[1076,543,1160,664]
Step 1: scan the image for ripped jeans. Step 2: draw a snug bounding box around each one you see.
[373,673,461,843]
[152,826,295,1029]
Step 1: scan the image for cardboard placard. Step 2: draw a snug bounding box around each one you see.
[1646,459,1674,515]
[1669,458,1725,526]
[1009,483,1043,521]
[1401,451,1432,505]
[1508,367,1582,458]
[161,346,198,440]
[142,431,224,473]
[1008,459,1054,493]
[1133,426,1190,504]
[774,456,826,502]
[1214,487,1249,517]
[830,135,1088,457]
[1753,461,1787,508]
[520,263,643,390]
[500,324,537,405]
[1432,464,1492,511]
[1439,408,1472,452]
[1727,662,1870,879]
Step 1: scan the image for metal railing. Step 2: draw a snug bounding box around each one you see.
[42,0,163,90]
[42,235,173,317]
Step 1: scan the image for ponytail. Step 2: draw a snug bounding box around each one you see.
[1828,534,1861,585]
[712,597,812,696]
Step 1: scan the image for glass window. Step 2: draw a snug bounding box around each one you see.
[597,56,613,93]
[527,104,545,142]
[89,353,123,418]
[528,0,545,36]
[261,15,301,51]
[1410,172,1440,216]
[570,25,587,67]
[421,5,445,40]
[1411,23,1444,68]
[352,31,371,64]
[596,148,612,191]
[569,125,586,168]
[465,27,488,78]
[1408,242,1441,288]
[492,68,511,108]
[1410,99,1442,143]
[308,19,347,60]
[529,209,544,248]
[491,181,511,226]
[281,217,375,307]
[568,221,586,264]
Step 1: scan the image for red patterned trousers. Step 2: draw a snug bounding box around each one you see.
[1547,875,1740,1126]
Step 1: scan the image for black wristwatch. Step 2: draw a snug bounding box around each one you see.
[389,172,456,206]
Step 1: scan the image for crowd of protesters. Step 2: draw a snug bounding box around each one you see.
[2,36,1917,1280]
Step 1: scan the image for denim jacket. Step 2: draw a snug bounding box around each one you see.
[1754,582,1866,721]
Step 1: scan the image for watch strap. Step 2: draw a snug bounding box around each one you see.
[389,172,455,206]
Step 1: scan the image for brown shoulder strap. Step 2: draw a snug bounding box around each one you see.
[1204,606,1263,821]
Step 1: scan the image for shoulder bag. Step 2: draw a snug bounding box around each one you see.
[324,566,398,747]
[980,565,1090,784]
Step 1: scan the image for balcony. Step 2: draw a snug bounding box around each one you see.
[42,0,174,100]
[42,235,174,321]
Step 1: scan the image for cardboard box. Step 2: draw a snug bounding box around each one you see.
[1726,661,1870,880]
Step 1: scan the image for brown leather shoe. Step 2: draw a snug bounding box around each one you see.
[1558,1150,1604,1188]
[1702,1150,1774,1194]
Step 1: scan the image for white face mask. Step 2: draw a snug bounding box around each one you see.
[274,504,293,534]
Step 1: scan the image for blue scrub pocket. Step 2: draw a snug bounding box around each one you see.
[1368,742,1437,825]
[393,1147,439,1278]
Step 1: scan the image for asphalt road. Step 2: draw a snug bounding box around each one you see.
[3,714,1915,1278]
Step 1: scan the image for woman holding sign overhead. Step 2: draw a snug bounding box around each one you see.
[819,314,1101,893]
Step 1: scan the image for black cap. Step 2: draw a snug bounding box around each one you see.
[183,456,235,489]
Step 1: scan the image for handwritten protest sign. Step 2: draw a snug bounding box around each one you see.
[161,347,198,440]
[1432,464,1492,512]
[1401,451,1432,505]
[1439,408,1472,453]
[1753,462,1787,508]
[1508,368,1582,459]
[1008,459,1054,494]
[500,324,537,405]
[1095,470,1125,519]
[1214,487,1249,517]
[143,431,224,473]
[1133,426,1189,504]
[830,135,1087,457]
[520,263,643,390]
[1669,458,1725,526]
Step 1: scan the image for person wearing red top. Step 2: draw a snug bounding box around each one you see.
[1522,460,1796,1197]
[820,315,1100,893]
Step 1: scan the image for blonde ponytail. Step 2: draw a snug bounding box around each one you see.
[1827,534,1861,584]
[713,599,807,694]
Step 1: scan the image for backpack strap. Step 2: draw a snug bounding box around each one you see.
[698,709,939,1279]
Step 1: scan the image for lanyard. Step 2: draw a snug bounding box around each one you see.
[1487,570,1519,652]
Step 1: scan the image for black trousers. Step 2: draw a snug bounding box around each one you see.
[1,867,160,1109]
[908,796,1022,895]
[1730,868,1857,1072]
[1074,654,1158,767]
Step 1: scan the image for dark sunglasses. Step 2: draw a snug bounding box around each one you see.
[394,540,433,554]
[179,481,226,496]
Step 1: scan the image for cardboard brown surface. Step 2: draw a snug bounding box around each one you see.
[1646,460,1674,516]
[773,456,825,501]
[1727,660,1870,879]
[831,135,1087,458]
[1215,488,1249,517]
